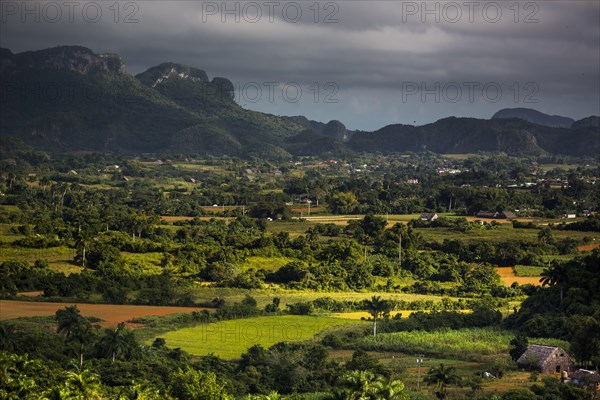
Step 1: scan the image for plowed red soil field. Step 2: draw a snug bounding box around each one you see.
[0,300,210,328]
[578,243,600,252]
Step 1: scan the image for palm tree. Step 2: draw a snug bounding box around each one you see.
[71,322,93,369]
[55,305,93,368]
[540,262,568,303]
[99,322,127,362]
[343,370,377,400]
[61,368,104,400]
[371,377,408,400]
[424,363,461,400]
[365,296,391,337]
[56,305,84,338]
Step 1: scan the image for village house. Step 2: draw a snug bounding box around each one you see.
[570,369,600,390]
[496,210,517,219]
[419,212,439,222]
[475,210,516,219]
[475,210,497,219]
[517,345,575,374]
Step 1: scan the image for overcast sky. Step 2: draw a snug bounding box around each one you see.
[1,0,599,130]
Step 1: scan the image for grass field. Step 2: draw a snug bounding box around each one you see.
[237,256,295,272]
[514,265,545,277]
[0,245,80,274]
[122,252,164,274]
[156,315,364,359]
[415,224,595,244]
[537,163,580,172]
[356,328,569,362]
[0,223,24,243]
[190,287,456,308]
[0,300,209,328]
[324,309,470,320]
[330,350,540,397]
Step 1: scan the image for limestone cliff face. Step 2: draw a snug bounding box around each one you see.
[135,62,210,88]
[0,46,126,75]
[323,120,348,141]
[211,77,235,101]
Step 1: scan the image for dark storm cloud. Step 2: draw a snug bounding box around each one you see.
[1,0,598,129]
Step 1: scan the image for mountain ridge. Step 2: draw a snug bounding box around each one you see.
[492,107,575,128]
[1,46,598,158]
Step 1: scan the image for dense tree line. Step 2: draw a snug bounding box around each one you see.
[505,250,600,368]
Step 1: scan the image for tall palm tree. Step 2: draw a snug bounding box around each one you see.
[56,305,84,338]
[56,305,93,368]
[99,322,127,362]
[540,262,568,303]
[365,296,391,337]
[71,322,93,369]
[424,363,461,400]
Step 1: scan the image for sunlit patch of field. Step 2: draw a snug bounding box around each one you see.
[416,224,593,244]
[155,224,181,233]
[290,206,327,214]
[155,315,364,359]
[170,163,233,176]
[17,291,44,297]
[122,252,164,274]
[496,267,541,286]
[480,371,538,394]
[161,216,194,222]
[327,310,413,320]
[201,206,241,212]
[329,349,537,397]
[266,221,318,235]
[190,287,456,308]
[513,265,545,277]
[326,309,471,320]
[0,223,25,243]
[302,216,360,226]
[578,242,600,252]
[0,300,210,328]
[0,246,80,274]
[355,328,569,362]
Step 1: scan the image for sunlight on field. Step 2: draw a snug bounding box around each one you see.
[327,310,416,320]
[496,267,541,286]
[0,300,209,328]
[578,242,600,252]
[122,252,164,274]
[513,265,545,277]
[0,223,24,243]
[357,328,569,361]
[156,315,363,359]
[191,287,455,308]
[326,309,470,320]
[0,246,80,274]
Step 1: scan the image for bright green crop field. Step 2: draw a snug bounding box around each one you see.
[355,327,570,362]
[155,315,364,359]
